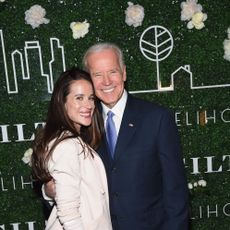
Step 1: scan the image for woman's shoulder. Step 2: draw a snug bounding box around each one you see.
[49,135,82,161]
[48,136,84,173]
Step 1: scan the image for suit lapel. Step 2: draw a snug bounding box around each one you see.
[98,94,141,163]
[113,95,139,161]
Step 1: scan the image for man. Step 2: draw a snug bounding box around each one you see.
[46,42,189,229]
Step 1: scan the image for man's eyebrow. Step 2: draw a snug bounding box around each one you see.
[92,71,102,74]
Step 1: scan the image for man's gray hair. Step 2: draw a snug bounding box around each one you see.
[82,43,125,71]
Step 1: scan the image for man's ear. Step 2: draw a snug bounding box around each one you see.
[122,65,127,82]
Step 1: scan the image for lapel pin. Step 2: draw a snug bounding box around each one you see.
[128,123,134,127]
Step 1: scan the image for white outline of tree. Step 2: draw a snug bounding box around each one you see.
[139,25,173,89]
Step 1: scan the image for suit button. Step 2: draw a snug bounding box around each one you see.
[111,167,117,172]
[112,192,119,197]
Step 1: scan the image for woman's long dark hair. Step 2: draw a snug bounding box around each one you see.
[31,67,103,182]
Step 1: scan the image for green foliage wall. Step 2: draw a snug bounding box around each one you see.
[0,0,230,229]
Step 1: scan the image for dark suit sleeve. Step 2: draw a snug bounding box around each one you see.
[33,180,54,220]
[157,109,189,230]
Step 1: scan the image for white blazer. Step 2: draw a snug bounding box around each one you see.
[45,136,112,230]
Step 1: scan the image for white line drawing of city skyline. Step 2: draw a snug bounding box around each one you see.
[0,29,66,94]
[1,27,230,95]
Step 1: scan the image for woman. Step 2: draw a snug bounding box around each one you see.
[31,67,112,230]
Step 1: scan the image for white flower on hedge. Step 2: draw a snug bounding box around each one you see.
[180,0,202,21]
[223,27,230,62]
[227,27,230,39]
[70,20,90,39]
[187,11,207,30]
[0,0,5,2]
[193,182,198,187]
[198,179,207,187]
[223,38,230,61]
[125,2,145,27]
[25,5,50,29]
[22,148,33,166]
[188,183,193,190]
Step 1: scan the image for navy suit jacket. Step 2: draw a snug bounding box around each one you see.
[98,94,189,230]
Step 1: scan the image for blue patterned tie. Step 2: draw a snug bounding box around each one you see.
[106,111,117,158]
